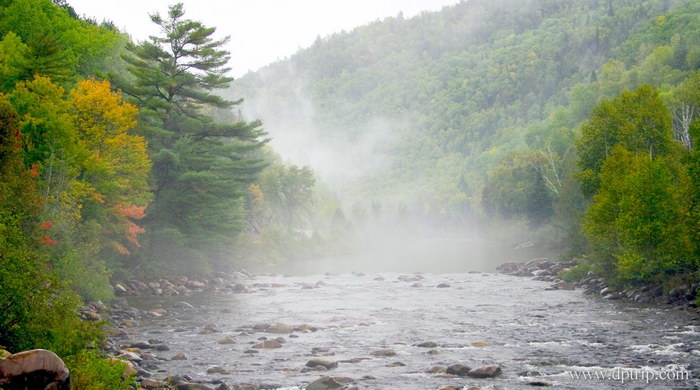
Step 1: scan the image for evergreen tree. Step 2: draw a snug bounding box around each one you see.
[120,3,267,272]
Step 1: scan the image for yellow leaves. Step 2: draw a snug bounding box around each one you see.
[248,184,264,212]
[70,78,138,148]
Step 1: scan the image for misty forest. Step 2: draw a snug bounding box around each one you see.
[2,0,700,388]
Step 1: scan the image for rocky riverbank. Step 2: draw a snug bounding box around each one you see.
[496,258,700,311]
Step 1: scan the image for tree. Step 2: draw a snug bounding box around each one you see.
[668,71,700,150]
[120,3,267,272]
[584,146,694,284]
[576,85,675,197]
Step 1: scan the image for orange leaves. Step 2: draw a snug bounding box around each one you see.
[126,221,145,247]
[114,243,130,255]
[114,204,146,219]
[113,203,147,253]
[39,220,53,229]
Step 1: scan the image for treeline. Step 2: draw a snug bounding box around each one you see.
[0,0,314,387]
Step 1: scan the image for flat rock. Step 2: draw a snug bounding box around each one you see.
[370,349,396,357]
[206,366,230,375]
[417,341,438,348]
[252,340,282,349]
[267,323,292,334]
[218,338,235,345]
[141,379,167,389]
[306,376,342,390]
[306,358,338,369]
[176,384,215,390]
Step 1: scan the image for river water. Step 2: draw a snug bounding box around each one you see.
[120,271,700,389]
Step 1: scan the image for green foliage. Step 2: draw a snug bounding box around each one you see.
[66,349,136,390]
[577,85,674,197]
[584,147,694,284]
[559,261,593,282]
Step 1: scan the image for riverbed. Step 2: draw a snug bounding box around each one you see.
[113,272,700,389]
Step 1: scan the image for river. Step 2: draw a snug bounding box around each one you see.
[116,271,700,389]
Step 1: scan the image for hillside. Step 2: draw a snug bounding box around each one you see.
[228,0,694,225]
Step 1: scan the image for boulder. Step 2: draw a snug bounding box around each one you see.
[446,363,471,376]
[416,341,437,348]
[130,341,152,349]
[467,364,502,378]
[0,349,70,390]
[218,338,235,345]
[113,283,128,296]
[117,351,142,362]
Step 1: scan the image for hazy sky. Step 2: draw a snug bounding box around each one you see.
[67,0,460,77]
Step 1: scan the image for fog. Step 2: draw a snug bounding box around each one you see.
[227,63,556,275]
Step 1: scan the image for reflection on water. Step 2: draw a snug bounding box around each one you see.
[121,272,700,389]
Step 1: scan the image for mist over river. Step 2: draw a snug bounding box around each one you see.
[113,269,700,389]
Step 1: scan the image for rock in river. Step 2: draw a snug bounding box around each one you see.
[370,349,396,357]
[306,376,342,390]
[252,340,282,349]
[467,364,502,378]
[446,363,471,376]
[171,353,188,360]
[266,323,292,334]
[417,341,438,348]
[306,358,338,369]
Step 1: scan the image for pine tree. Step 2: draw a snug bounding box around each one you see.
[120,3,267,272]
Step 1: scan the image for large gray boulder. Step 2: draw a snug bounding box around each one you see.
[0,349,70,390]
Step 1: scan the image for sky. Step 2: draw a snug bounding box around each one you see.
[66,0,460,77]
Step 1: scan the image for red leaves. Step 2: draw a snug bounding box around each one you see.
[39,235,59,245]
[30,164,39,178]
[39,221,53,229]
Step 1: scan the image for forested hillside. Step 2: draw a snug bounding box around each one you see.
[230,0,688,222]
[230,0,700,290]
